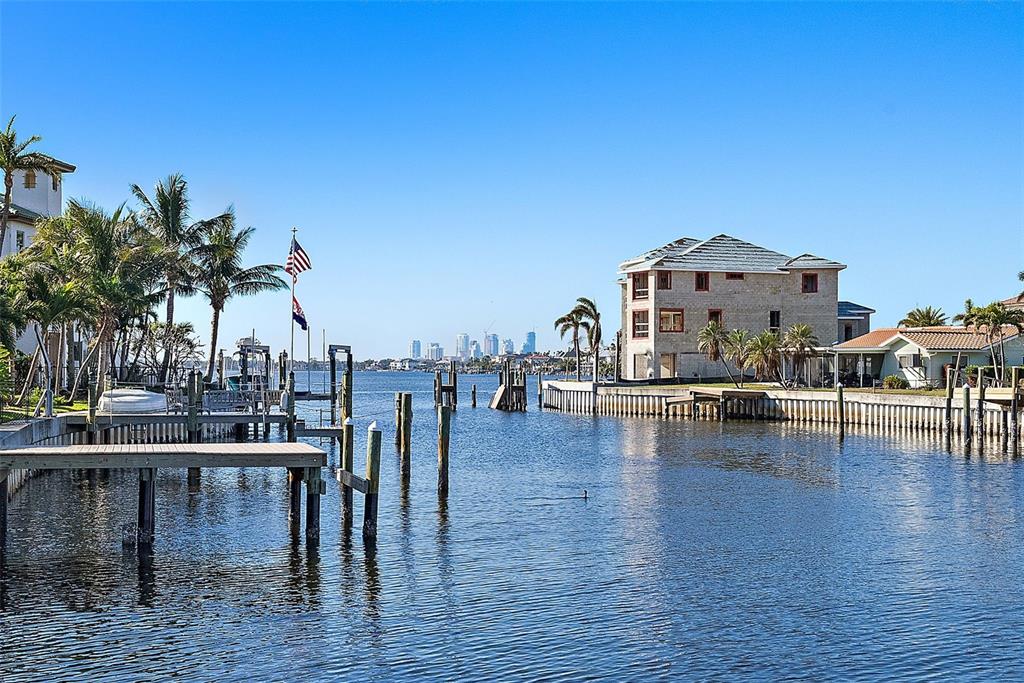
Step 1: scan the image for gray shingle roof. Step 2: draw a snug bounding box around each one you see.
[619,234,846,274]
[1,202,43,223]
[838,300,875,318]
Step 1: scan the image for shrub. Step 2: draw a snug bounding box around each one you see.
[882,375,910,390]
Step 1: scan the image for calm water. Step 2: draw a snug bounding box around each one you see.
[2,372,1023,681]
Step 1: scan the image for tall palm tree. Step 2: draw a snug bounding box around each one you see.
[554,309,584,381]
[782,323,819,385]
[194,214,287,381]
[746,330,782,382]
[971,302,1024,383]
[697,320,737,386]
[952,298,978,327]
[724,329,751,388]
[571,297,601,382]
[0,115,62,254]
[899,306,947,328]
[131,174,231,384]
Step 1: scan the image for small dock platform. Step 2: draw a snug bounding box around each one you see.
[0,442,324,469]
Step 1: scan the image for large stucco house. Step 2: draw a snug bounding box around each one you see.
[618,234,849,381]
[1,155,76,353]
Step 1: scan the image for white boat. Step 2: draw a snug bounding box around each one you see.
[96,388,167,414]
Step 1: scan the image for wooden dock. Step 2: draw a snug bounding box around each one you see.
[0,442,325,469]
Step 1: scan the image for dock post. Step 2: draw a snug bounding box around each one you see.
[450,359,458,410]
[719,397,726,422]
[341,418,354,529]
[437,405,451,498]
[977,368,986,444]
[944,368,954,438]
[187,370,199,443]
[329,349,338,424]
[86,376,97,445]
[538,371,543,409]
[137,467,157,548]
[471,384,477,408]
[1,469,7,556]
[837,385,845,439]
[394,392,403,447]
[400,392,413,467]
[286,372,296,443]
[962,385,972,445]
[278,351,288,391]
[434,370,442,408]
[287,468,303,526]
[305,466,323,543]
[344,349,353,421]
[1012,368,1020,447]
[363,422,382,541]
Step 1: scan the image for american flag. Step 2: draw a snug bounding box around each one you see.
[284,237,312,277]
[292,296,308,331]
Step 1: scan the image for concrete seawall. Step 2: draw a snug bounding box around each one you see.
[541,381,1020,441]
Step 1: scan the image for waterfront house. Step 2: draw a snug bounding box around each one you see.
[838,301,875,342]
[833,325,1024,388]
[618,234,847,381]
[1,154,76,354]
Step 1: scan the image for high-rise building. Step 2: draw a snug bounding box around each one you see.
[521,331,537,354]
[501,338,514,355]
[409,339,421,359]
[456,333,470,359]
[470,340,482,359]
[484,333,499,357]
[427,343,443,361]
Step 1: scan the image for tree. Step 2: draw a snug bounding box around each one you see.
[746,330,782,382]
[554,309,584,381]
[194,214,286,381]
[899,306,947,328]
[571,297,602,382]
[131,174,231,384]
[724,329,751,388]
[782,323,819,385]
[952,298,978,326]
[0,116,62,256]
[697,320,737,386]
[969,302,1024,384]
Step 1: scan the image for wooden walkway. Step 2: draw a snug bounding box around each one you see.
[0,442,325,469]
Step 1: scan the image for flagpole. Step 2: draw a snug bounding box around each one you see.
[307,326,312,393]
[289,227,297,379]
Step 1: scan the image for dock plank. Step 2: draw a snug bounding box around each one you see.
[0,443,326,469]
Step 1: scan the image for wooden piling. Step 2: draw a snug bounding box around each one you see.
[437,405,451,497]
[286,372,296,443]
[400,393,413,465]
[962,385,972,444]
[450,359,458,410]
[288,467,303,525]
[538,371,543,408]
[341,418,354,529]
[394,392,403,446]
[977,368,986,444]
[944,368,954,438]
[137,467,157,548]
[305,466,323,542]
[471,384,477,408]
[329,350,338,424]
[363,422,382,540]
[837,385,845,439]
[1012,367,1020,445]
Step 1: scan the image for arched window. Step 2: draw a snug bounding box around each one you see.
[23,170,36,189]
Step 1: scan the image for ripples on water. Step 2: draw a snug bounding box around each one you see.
[1,372,1023,681]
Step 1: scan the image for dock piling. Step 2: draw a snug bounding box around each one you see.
[837,385,845,439]
[341,418,354,529]
[305,466,323,542]
[962,385,972,446]
[944,368,954,439]
[1012,368,1020,446]
[362,422,382,541]
[437,405,451,498]
[137,467,157,548]
[471,384,477,408]
[287,467,303,526]
[400,392,412,467]
[977,368,986,445]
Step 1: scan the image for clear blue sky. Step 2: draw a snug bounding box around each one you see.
[2,2,1021,359]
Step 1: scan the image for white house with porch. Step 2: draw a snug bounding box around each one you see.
[832,326,1024,389]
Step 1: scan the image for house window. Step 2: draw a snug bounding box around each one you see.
[659,309,684,333]
[844,323,854,341]
[15,230,25,252]
[23,170,36,189]
[801,273,818,293]
[708,309,723,326]
[632,273,649,300]
[695,272,710,292]
[632,310,649,338]
[725,272,744,280]
[898,353,922,369]
[656,271,672,290]
[52,173,60,191]
[769,310,781,332]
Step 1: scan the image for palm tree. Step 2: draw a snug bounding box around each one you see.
[782,323,819,385]
[724,329,751,388]
[899,306,947,328]
[971,302,1024,384]
[194,214,287,381]
[697,320,737,386]
[746,330,782,382]
[571,297,601,382]
[0,115,62,255]
[554,309,584,381]
[952,298,978,326]
[131,175,231,384]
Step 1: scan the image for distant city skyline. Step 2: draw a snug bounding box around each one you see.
[405,330,542,360]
